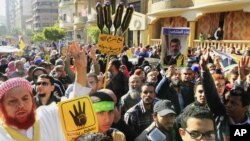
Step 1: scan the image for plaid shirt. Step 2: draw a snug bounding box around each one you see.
[124,99,157,135]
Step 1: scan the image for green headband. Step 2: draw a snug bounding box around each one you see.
[93,101,114,112]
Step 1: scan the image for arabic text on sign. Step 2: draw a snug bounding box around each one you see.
[97,34,124,55]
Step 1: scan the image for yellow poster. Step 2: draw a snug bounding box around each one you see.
[19,39,25,50]
[58,96,98,141]
[126,49,133,59]
[17,50,23,57]
[97,34,124,55]
[44,54,50,62]
[61,46,68,56]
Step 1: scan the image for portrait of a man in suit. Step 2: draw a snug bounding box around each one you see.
[164,38,185,66]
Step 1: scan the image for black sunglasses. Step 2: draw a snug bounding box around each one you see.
[36,82,49,86]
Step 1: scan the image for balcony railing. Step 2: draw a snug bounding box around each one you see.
[193,40,250,51]
[150,39,250,51]
[192,0,229,6]
[152,0,165,3]
[74,16,87,25]
[150,0,193,13]
[59,0,74,8]
[150,39,162,46]
[59,20,74,29]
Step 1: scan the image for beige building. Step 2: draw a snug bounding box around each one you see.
[15,0,33,32]
[33,0,59,31]
[59,0,149,44]
[59,0,92,43]
[146,0,250,48]
[125,0,148,47]
[5,0,16,32]
[25,18,34,30]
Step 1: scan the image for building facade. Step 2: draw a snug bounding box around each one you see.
[59,0,93,43]
[126,0,148,47]
[15,0,33,31]
[147,0,250,46]
[5,0,16,32]
[33,0,59,31]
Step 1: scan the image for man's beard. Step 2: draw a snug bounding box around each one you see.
[156,119,170,133]
[170,79,181,88]
[172,51,179,56]
[129,87,141,99]
[1,105,36,130]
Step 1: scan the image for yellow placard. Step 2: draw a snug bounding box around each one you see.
[44,54,50,62]
[17,50,23,57]
[97,34,124,55]
[126,49,133,59]
[61,46,68,56]
[58,96,98,141]
[19,39,25,50]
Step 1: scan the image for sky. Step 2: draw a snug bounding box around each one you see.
[0,0,6,16]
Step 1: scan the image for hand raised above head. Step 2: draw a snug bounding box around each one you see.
[238,56,250,80]
[88,47,96,59]
[68,42,87,69]
[200,49,210,71]
[68,42,81,58]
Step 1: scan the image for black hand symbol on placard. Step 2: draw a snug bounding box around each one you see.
[69,101,87,126]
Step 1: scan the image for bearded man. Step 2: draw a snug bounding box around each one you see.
[0,43,90,141]
[120,75,142,115]
[0,78,66,140]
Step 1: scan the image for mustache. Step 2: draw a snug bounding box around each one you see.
[129,86,141,92]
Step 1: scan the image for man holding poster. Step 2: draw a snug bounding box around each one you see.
[162,27,190,67]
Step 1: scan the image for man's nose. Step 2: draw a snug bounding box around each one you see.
[16,100,25,108]
[103,113,111,122]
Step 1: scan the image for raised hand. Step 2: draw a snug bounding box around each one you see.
[68,42,80,58]
[200,49,210,71]
[69,101,87,126]
[238,56,250,80]
[88,47,96,60]
[68,42,87,68]
[166,65,175,78]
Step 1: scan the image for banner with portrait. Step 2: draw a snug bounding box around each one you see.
[161,27,190,68]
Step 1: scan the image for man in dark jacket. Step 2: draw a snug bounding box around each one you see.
[107,58,128,102]
[156,68,194,115]
[135,100,176,141]
[199,51,250,141]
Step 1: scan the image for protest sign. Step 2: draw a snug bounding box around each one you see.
[97,34,124,56]
[161,27,190,67]
[58,96,98,141]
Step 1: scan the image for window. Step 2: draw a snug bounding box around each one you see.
[129,1,140,12]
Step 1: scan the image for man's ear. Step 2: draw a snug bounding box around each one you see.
[152,113,157,121]
[179,128,186,137]
[51,85,55,91]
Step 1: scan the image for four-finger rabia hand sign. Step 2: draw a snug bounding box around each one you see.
[69,101,87,126]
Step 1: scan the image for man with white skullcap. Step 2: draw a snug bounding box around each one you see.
[0,43,90,141]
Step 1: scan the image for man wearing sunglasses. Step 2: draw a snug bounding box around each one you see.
[179,106,216,141]
[34,74,60,107]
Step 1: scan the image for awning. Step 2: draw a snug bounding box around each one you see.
[0,46,20,53]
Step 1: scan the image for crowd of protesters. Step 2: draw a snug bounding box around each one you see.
[0,40,249,141]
